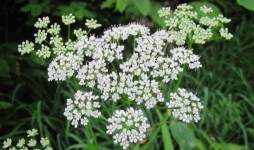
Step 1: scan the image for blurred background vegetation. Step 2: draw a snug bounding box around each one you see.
[0,0,254,149]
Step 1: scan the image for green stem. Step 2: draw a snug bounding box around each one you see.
[68,25,70,40]
[87,120,99,149]
[174,64,186,92]
[142,110,170,150]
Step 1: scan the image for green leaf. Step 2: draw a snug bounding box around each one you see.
[148,2,166,27]
[31,4,42,17]
[81,9,96,18]
[156,110,174,150]
[171,121,196,150]
[132,0,151,16]
[75,9,85,20]
[213,143,245,150]
[0,101,12,110]
[236,0,254,11]
[101,0,116,9]
[116,0,127,13]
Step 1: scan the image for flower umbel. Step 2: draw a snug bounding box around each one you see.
[64,91,101,127]
[62,14,76,25]
[85,19,102,29]
[166,88,203,123]
[106,107,150,149]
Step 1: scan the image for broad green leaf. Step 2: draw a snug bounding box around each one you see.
[101,0,116,9]
[75,9,85,20]
[236,0,254,11]
[171,121,196,150]
[31,4,42,17]
[82,9,96,18]
[132,0,151,16]
[116,0,127,13]
[0,101,12,110]
[148,2,166,27]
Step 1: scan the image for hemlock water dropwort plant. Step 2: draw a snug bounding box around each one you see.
[17,3,232,149]
[2,129,52,150]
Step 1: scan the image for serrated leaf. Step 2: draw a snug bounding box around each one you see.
[31,4,42,17]
[237,0,254,11]
[116,0,127,13]
[101,0,116,9]
[0,101,12,110]
[132,0,151,16]
[171,121,196,150]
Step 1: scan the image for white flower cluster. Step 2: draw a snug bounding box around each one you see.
[72,25,201,109]
[64,90,101,127]
[166,88,203,123]
[34,16,50,28]
[18,14,92,58]
[85,19,102,29]
[2,129,52,150]
[48,52,83,81]
[161,3,232,45]
[18,40,34,55]
[62,14,76,25]
[106,107,150,149]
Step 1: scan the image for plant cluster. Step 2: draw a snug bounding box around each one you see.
[15,3,232,149]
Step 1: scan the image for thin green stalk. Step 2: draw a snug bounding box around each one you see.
[174,64,186,92]
[87,121,99,149]
[68,25,70,40]
[142,110,170,150]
